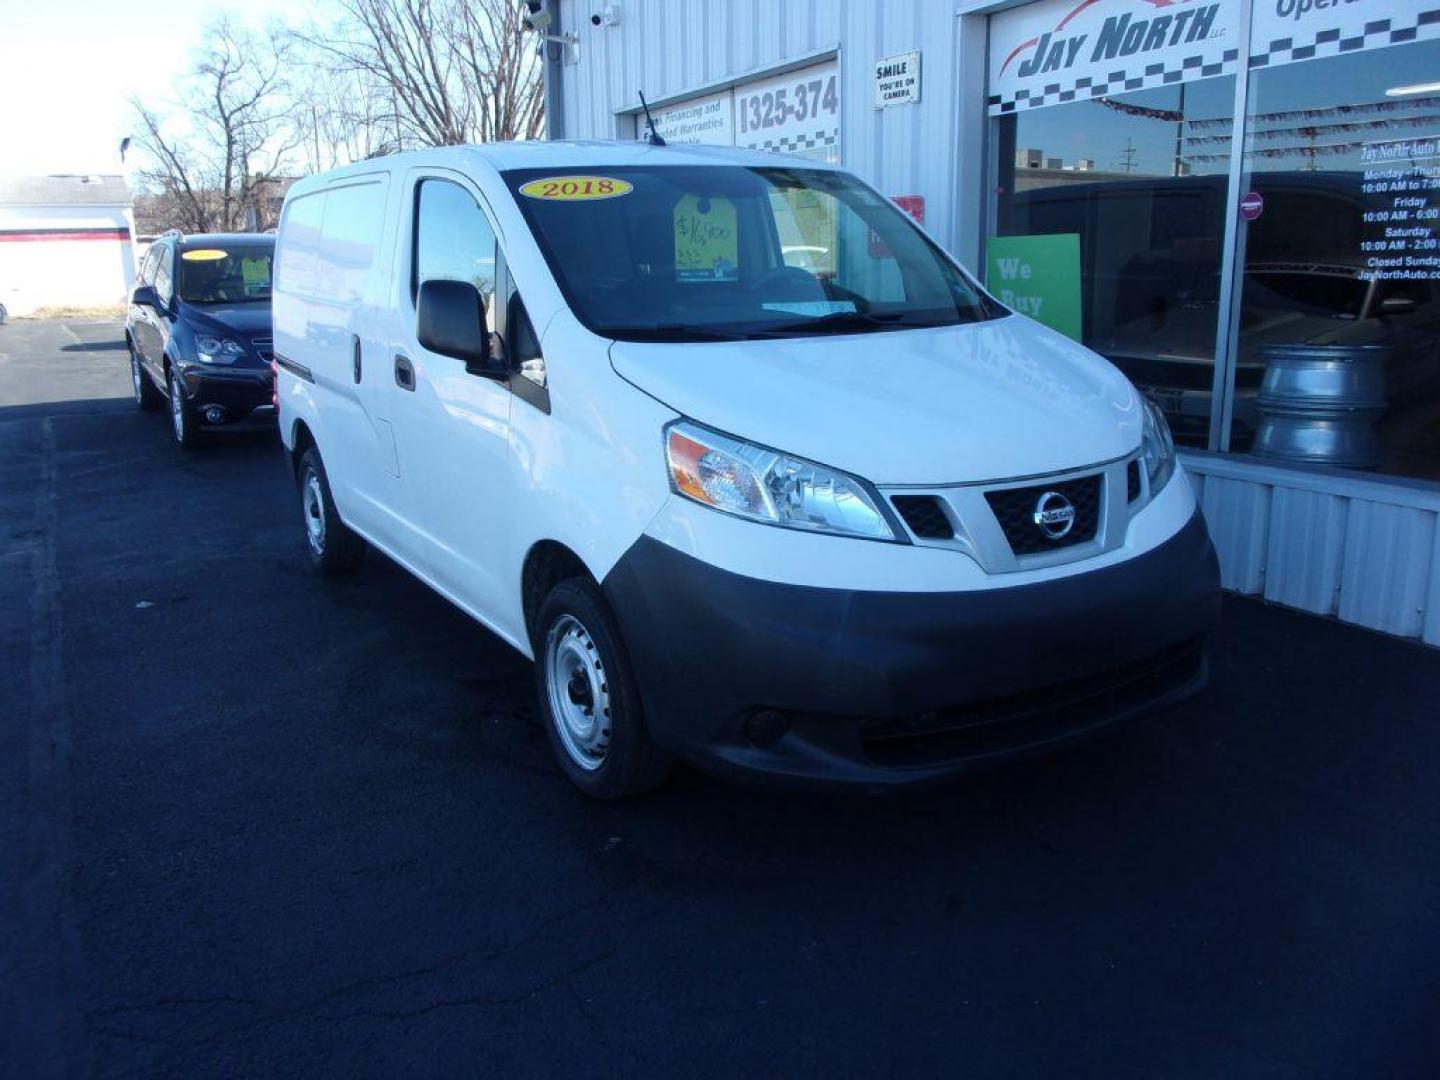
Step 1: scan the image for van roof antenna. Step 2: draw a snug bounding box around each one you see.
[638,91,666,147]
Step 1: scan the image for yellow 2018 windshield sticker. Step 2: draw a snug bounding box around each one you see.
[181,249,229,261]
[519,176,633,201]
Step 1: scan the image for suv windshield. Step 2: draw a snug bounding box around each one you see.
[177,243,274,304]
[504,166,1004,342]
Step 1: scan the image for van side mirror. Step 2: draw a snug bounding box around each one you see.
[132,284,159,309]
[417,279,504,377]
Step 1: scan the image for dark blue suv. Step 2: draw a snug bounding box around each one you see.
[126,233,276,448]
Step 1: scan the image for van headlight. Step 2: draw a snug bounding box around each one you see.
[195,336,245,365]
[1141,396,1176,494]
[665,421,898,541]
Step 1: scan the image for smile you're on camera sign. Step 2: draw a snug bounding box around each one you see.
[873,51,921,108]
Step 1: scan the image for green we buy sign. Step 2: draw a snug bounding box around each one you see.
[985,233,1082,342]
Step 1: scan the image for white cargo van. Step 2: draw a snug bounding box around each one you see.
[272,142,1219,798]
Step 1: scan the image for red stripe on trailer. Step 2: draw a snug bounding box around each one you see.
[0,229,131,243]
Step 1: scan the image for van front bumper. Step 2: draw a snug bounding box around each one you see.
[602,509,1221,790]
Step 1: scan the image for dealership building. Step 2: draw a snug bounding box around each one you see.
[541,0,1440,647]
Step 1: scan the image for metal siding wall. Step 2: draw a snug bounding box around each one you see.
[1337,503,1434,640]
[1199,474,1270,595]
[559,0,964,256]
[1264,488,1346,616]
[1184,454,1440,648]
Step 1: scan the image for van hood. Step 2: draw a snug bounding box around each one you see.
[608,316,1142,486]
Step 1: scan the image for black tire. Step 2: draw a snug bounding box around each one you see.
[130,342,162,411]
[297,446,366,575]
[167,366,203,449]
[534,577,671,799]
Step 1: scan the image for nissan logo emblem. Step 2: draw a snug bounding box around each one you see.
[1032,491,1076,540]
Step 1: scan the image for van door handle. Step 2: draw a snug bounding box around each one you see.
[352,335,362,384]
[394,354,415,391]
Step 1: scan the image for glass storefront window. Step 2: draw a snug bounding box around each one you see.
[984,0,1242,448]
[992,75,1237,447]
[985,0,1440,477]
[1231,36,1440,478]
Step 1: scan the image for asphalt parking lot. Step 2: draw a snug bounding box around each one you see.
[3,317,1440,1078]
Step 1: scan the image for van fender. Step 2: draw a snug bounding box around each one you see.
[497,319,679,655]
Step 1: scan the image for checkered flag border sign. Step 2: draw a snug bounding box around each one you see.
[1249,7,1440,71]
[987,7,1440,116]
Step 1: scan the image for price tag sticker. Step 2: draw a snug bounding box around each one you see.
[674,195,738,282]
[519,176,633,201]
[180,249,228,262]
[241,258,270,293]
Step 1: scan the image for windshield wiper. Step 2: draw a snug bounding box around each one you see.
[761,310,914,337]
[599,323,767,342]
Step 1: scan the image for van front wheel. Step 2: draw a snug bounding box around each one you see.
[535,578,671,799]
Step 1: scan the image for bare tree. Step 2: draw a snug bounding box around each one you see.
[294,0,544,150]
[130,17,303,232]
[131,102,213,233]
[290,65,401,171]
[455,0,547,143]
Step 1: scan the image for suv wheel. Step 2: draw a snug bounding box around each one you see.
[298,447,366,574]
[168,368,201,449]
[131,343,161,411]
[535,577,671,799]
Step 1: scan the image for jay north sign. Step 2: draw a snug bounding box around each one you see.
[1008,1,1222,80]
[988,0,1235,113]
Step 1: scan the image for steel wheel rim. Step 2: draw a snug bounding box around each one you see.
[303,469,326,554]
[169,373,184,440]
[544,614,610,771]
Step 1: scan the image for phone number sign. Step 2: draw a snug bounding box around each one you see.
[735,61,840,159]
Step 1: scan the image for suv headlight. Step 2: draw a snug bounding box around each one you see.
[195,335,246,365]
[665,420,898,541]
[1140,395,1176,495]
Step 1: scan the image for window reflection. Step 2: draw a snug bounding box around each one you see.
[1236,40,1440,478]
[993,76,1236,447]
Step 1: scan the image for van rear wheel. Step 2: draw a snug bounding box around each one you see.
[535,577,671,799]
[298,447,366,575]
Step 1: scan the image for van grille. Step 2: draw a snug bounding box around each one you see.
[891,495,954,540]
[984,474,1101,556]
[1127,460,1142,503]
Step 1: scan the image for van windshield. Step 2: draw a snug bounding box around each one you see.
[503,165,1005,342]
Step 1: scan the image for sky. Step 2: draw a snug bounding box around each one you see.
[0,0,304,179]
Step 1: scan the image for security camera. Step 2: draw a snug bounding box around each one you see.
[590,4,620,27]
[521,1,552,33]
